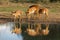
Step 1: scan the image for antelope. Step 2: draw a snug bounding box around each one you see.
[12,10,23,19]
[38,8,48,19]
[26,5,40,15]
[26,5,40,19]
[26,5,48,19]
[11,10,23,34]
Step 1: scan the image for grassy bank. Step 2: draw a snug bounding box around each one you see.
[0,3,60,14]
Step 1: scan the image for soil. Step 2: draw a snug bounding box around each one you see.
[0,12,60,24]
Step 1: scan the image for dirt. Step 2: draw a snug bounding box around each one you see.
[0,12,60,24]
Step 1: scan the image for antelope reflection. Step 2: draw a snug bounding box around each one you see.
[26,23,49,36]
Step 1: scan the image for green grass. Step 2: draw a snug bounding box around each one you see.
[0,6,59,13]
[0,3,60,14]
[0,6,28,12]
[0,6,28,16]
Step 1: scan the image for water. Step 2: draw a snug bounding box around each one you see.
[22,24,60,40]
[0,22,23,40]
[0,22,60,40]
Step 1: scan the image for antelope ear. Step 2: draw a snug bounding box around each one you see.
[11,11,16,15]
[12,11,16,13]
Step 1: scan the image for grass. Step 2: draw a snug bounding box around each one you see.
[0,6,28,16]
[0,7,25,12]
[0,6,28,12]
[0,3,60,15]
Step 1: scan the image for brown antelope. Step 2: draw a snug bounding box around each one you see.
[39,8,48,19]
[26,5,48,19]
[12,10,23,23]
[26,5,40,15]
[41,24,49,35]
[12,10,23,19]
[26,5,40,19]
[12,10,23,34]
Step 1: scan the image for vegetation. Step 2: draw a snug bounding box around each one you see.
[0,0,59,13]
[0,0,59,15]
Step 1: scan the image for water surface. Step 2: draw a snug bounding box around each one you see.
[0,22,23,40]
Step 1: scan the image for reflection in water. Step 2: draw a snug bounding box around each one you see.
[0,22,23,40]
[0,22,60,40]
[22,24,60,40]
